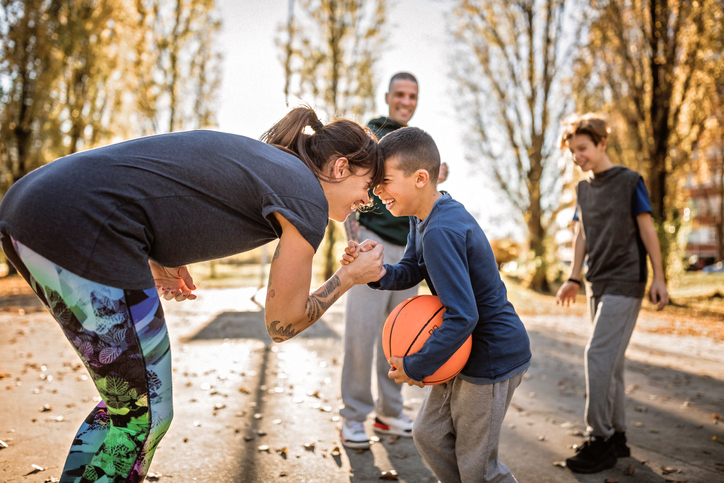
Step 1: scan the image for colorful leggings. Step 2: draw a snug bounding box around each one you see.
[1,236,173,483]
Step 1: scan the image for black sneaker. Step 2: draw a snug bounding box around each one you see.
[566,436,617,474]
[611,431,631,457]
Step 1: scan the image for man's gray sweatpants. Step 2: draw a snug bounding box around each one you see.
[340,226,418,422]
[584,292,642,439]
[413,372,525,483]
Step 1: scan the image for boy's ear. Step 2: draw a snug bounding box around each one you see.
[414,169,430,187]
[598,138,608,151]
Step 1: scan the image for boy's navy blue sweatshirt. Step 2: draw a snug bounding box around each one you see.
[369,193,531,384]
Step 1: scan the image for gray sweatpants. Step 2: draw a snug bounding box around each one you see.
[584,292,642,439]
[340,226,418,422]
[413,372,525,483]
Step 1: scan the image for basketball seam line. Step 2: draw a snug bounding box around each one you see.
[387,296,421,360]
[404,306,446,358]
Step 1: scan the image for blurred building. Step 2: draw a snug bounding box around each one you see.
[684,145,723,269]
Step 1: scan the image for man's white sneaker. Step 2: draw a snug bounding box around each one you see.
[373,412,413,437]
[340,419,371,449]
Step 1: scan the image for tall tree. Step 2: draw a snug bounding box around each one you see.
[573,0,724,278]
[0,0,65,195]
[133,0,223,134]
[279,0,388,280]
[57,0,133,154]
[450,0,585,292]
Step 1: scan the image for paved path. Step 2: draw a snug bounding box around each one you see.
[1,288,723,482]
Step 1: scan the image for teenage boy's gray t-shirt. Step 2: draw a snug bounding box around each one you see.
[0,130,329,289]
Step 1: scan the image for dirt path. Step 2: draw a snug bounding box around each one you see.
[1,283,723,482]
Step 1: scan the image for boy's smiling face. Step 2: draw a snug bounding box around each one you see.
[567,133,608,173]
[373,156,421,217]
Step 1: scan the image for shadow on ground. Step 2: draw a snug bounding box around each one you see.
[184,309,341,341]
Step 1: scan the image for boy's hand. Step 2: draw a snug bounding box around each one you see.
[555,281,579,307]
[649,278,669,311]
[388,356,424,388]
[340,239,379,265]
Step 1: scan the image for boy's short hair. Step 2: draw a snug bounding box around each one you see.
[389,72,418,90]
[559,113,611,149]
[379,127,440,182]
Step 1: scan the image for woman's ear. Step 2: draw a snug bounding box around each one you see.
[414,169,429,187]
[330,157,350,180]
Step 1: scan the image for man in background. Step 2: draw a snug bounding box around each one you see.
[339,72,447,449]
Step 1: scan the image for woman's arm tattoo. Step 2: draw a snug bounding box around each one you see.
[305,275,341,324]
[268,320,298,342]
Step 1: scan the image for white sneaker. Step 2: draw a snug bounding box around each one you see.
[373,412,413,437]
[340,419,371,449]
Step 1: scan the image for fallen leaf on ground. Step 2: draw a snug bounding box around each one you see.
[379,470,399,480]
[713,436,724,445]
[43,478,59,483]
[258,445,270,452]
[279,472,288,477]
[0,440,8,449]
[661,466,680,475]
[39,404,52,412]
[304,442,315,451]
[552,461,566,468]
[330,446,341,456]
[243,436,254,442]
[213,403,226,410]
[239,387,250,394]
[634,406,648,413]
[25,464,45,475]
[276,447,288,458]
[388,435,400,444]
[604,478,619,483]
[624,463,636,475]
[146,472,162,481]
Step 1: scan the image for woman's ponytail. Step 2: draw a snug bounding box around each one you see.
[261,106,383,187]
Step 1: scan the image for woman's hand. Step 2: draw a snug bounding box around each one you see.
[149,261,197,302]
[388,356,424,388]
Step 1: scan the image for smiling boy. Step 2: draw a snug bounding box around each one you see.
[556,113,669,474]
[345,127,531,482]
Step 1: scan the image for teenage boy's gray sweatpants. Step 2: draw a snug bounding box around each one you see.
[584,292,643,439]
[413,372,525,483]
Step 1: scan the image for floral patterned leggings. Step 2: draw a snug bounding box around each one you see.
[2,236,173,483]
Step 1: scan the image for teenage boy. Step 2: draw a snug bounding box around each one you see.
[343,127,530,482]
[340,72,448,448]
[556,114,669,474]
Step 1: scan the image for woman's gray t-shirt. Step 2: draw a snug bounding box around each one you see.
[0,130,329,289]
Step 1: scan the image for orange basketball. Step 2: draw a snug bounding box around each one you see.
[383,295,472,385]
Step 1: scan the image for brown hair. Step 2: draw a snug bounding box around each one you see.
[379,127,440,182]
[261,106,384,188]
[559,113,611,149]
